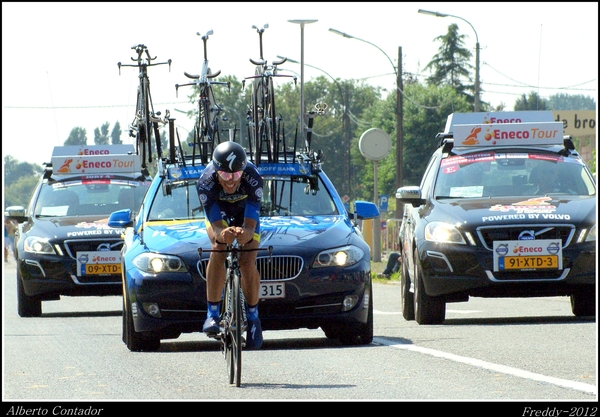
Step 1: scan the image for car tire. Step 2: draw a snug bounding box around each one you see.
[123,290,161,352]
[17,272,42,317]
[570,291,595,317]
[400,255,415,321]
[413,250,445,325]
[338,287,374,346]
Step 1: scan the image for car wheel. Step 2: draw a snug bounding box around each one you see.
[123,291,160,352]
[400,255,415,321]
[413,250,445,325]
[338,287,374,346]
[17,272,42,317]
[570,291,595,317]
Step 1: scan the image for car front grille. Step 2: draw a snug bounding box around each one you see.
[63,238,124,259]
[197,255,303,281]
[476,224,575,250]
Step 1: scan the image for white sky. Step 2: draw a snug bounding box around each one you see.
[2,1,598,166]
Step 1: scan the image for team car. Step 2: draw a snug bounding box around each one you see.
[5,145,151,317]
[396,111,596,324]
[107,126,380,351]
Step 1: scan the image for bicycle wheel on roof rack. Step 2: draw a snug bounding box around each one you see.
[264,76,277,161]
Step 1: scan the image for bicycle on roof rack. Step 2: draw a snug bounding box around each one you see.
[176,30,231,164]
[243,24,297,165]
[118,44,171,168]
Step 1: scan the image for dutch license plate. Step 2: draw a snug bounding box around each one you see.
[499,255,558,270]
[260,282,285,299]
[85,264,122,275]
[493,239,562,271]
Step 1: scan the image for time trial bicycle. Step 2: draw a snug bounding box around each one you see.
[198,241,272,387]
[243,24,296,164]
[118,44,171,168]
[176,30,230,164]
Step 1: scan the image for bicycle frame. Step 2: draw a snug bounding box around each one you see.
[175,30,230,164]
[118,44,171,168]
[243,24,296,165]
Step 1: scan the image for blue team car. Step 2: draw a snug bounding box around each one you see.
[109,128,379,351]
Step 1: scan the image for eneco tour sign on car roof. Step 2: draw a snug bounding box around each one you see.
[51,145,142,175]
[444,110,555,133]
[453,122,564,147]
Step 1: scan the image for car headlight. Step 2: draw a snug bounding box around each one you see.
[425,221,466,244]
[132,253,188,274]
[23,236,57,254]
[313,245,364,268]
[580,224,596,243]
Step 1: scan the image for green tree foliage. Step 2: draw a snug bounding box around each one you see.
[424,23,475,105]
[514,91,549,110]
[111,121,123,144]
[547,93,596,110]
[3,155,43,208]
[64,127,87,145]
[94,122,111,145]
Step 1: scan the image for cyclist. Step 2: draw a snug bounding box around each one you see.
[196,141,264,349]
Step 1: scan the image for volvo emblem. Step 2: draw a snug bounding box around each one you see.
[97,243,111,251]
[518,230,535,240]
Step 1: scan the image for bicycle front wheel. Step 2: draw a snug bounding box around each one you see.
[224,271,243,386]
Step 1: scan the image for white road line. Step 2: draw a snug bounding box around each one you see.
[373,337,597,395]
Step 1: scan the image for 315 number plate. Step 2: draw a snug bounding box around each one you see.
[260,282,285,299]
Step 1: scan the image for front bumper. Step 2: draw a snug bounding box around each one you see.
[418,241,596,298]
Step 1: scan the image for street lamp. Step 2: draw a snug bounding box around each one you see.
[288,19,318,145]
[418,9,480,112]
[278,55,352,199]
[329,28,404,218]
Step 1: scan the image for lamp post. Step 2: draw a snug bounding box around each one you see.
[288,19,318,145]
[329,28,404,219]
[278,56,352,198]
[418,9,480,112]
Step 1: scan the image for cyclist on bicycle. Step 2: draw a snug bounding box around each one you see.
[196,141,264,349]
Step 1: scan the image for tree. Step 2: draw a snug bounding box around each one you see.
[547,93,596,110]
[3,155,43,208]
[424,23,475,106]
[94,122,110,145]
[111,121,123,144]
[64,127,87,145]
[514,91,549,110]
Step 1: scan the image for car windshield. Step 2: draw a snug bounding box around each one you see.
[434,152,596,199]
[34,180,149,217]
[147,176,339,221]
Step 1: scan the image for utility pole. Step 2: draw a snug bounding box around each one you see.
[395,46,404,219]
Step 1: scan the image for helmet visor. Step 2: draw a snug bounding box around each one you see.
[217,170,243,181]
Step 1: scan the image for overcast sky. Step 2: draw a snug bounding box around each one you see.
[2,2,597,167]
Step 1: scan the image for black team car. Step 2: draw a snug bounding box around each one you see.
[6,145,151,317]
[396,111,596,324]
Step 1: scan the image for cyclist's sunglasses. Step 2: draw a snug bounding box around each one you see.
[217,170,243,181]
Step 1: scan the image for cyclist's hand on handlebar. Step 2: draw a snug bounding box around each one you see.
[217,226,238,245]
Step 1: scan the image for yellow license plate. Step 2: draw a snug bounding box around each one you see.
[500,255,558,270]
[85,264,122,275]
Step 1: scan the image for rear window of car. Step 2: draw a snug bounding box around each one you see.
[434,152,595,198]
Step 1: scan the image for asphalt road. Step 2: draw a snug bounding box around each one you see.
[2,258,597,408]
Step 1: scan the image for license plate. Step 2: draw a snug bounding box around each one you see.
[493,239,562,271]
[499,255,559,270]
[260,282,285,299]
[77,250,122,276]
[85,264,122,275]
